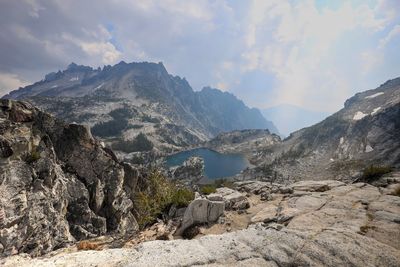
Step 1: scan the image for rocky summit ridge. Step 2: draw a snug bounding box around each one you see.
[2,61,278,155]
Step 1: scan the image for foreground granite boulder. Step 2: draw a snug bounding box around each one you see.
[207,187,250,210]
[2,179,399,266]
[175,198,224,236]
[0,100,140,256]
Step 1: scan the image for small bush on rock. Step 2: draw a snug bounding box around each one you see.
[25,149,41,164]
[360,165,392,183]
[134,170,194,228]
[77,241,101,251]
[112,133,153,153]
[200,185,217,195]
[214,178,235,189]
[393,185,400,197]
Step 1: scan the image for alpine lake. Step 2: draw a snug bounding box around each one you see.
[165,148,251,180]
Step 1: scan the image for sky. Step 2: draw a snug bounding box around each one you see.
[0,0,399,113]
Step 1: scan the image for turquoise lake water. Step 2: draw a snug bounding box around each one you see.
[165,148,250,179]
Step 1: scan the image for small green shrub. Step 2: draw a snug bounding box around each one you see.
[25,150,41,163]
[200,185,217,195]
[112,133,153,153]
[171,188,195,208]
[91,119,128,137]
[127,124,143,129]
[141,114,160,123]
[109,108,134,120]
[360,165,392,183]
[134,170,194,228]
[214,178,235,189]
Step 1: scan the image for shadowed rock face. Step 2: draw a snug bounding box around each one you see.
[0,100,141,256]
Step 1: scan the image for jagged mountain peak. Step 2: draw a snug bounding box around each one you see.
[2,60,279,152]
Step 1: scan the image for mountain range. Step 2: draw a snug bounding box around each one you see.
[252,77,400,181]
[3,61,278,155]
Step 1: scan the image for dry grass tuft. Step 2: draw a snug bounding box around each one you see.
[77,240,102,251]
[393,185,400,197]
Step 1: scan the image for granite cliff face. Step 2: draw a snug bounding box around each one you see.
[3,61,277,155]
[0,99,143,256]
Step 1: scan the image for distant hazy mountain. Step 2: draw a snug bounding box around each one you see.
[255,77,400,181]
[262,104,330,136]
[3,61,278,154]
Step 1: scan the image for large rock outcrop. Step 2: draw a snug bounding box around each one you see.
[207,187,250,210]
[0,100,141,256]
[2,179,399,266]
[174,198,224,236]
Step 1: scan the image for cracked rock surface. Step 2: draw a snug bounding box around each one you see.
[0,100,140,257]
[3,178,399,266]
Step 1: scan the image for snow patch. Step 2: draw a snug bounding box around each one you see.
[330,158,334,162]
[94,83,104,90]
[70,77,79,81]
[365,92,384,99]
[353,111,367,121]
[51,85,58,88]
[365,145,374,153]
[339,137,344,145]
[371,107,381,115]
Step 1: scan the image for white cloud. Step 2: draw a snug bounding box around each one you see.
[0,73,30,96]
[379,24,400,48]
[24,0,44,18]
[62,29,122,65]
[237,0,397,111]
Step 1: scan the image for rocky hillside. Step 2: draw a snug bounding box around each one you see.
[249,77,400,181]
[0,99,146,256]
[2,61,277,155]
[203,129,281,159]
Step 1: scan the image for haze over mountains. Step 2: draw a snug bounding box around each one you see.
[233,77,400,181]
[1,1,400,265]
[262,104,330,137]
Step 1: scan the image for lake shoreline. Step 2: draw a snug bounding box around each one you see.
[165,148,252,180]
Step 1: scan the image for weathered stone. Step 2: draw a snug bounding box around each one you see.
[279,186,293,194]
[251,205,278,223]
[0,100,140,257]
[289,180,345,192]
[175,198,224,236]
[170,156,205,185]
[0,137,13,158]
[207,187,250,210]
[2,180,400,266]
